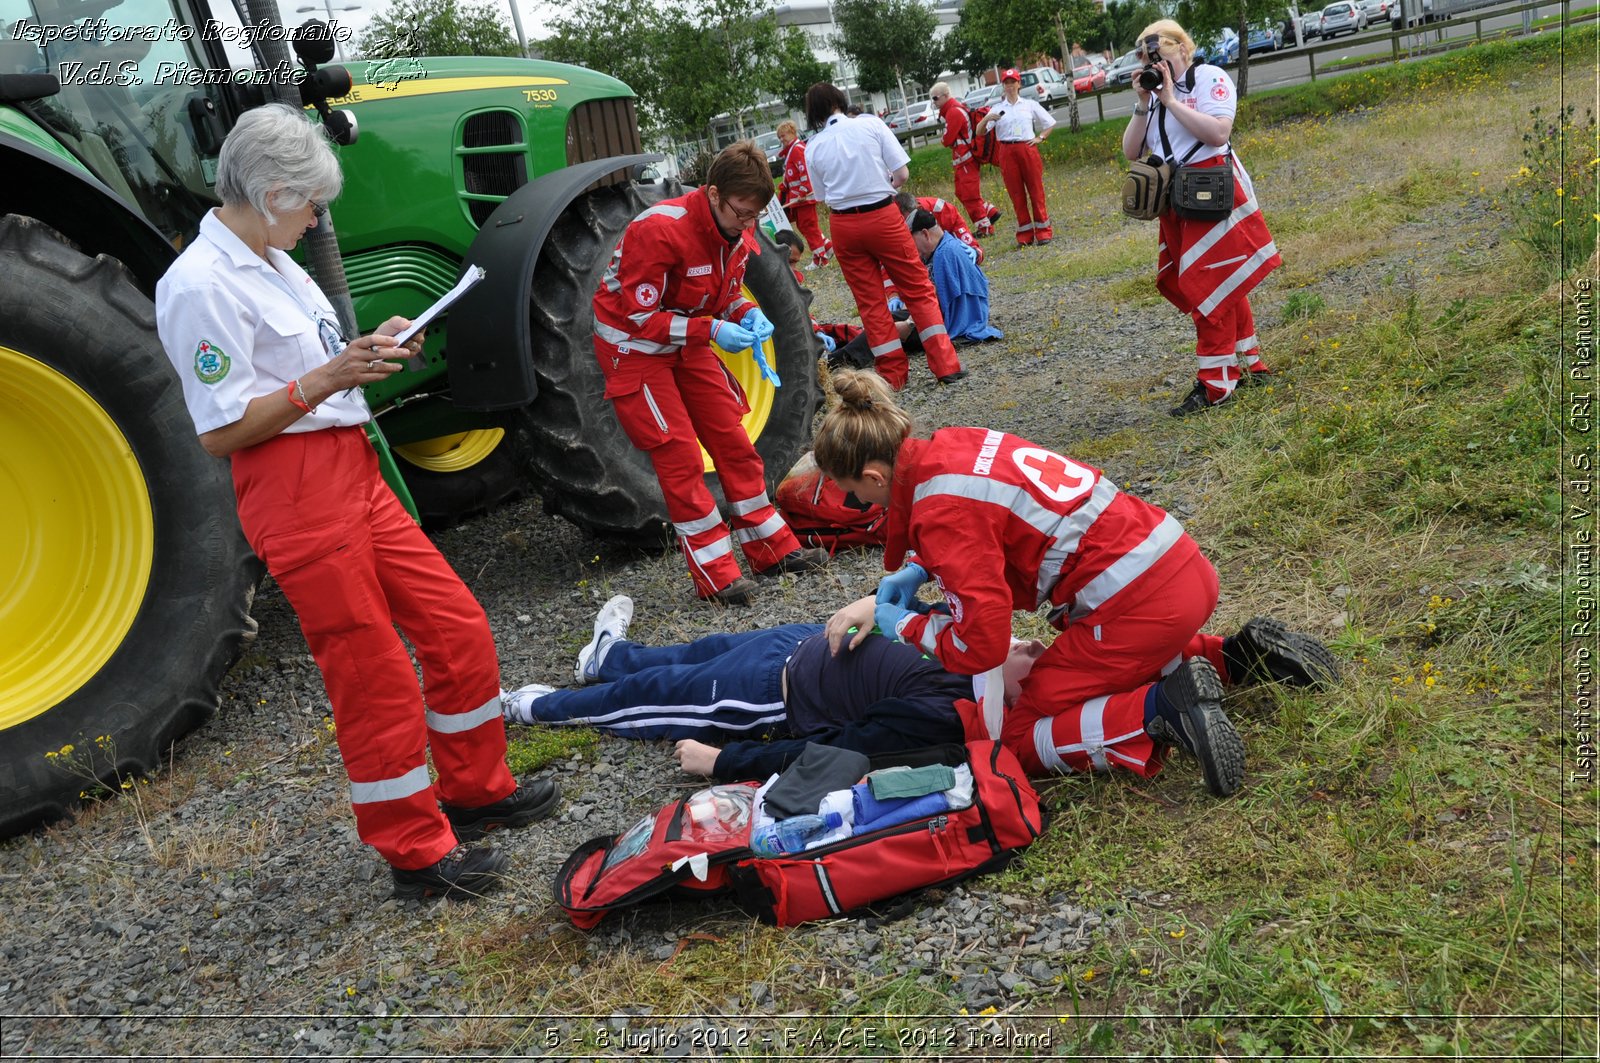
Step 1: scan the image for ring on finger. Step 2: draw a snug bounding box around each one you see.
[366,358,383,370]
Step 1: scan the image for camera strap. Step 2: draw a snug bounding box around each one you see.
[1152,66,1230,167]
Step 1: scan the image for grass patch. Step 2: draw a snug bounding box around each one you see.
[505,725,596,773]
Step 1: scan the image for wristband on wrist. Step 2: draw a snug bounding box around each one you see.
[1133,103,1150,116]
[286,378,315,413]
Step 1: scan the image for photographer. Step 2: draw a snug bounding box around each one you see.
[1122,20,1282,416]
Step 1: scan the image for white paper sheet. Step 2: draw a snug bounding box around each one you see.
[392,264,485,346]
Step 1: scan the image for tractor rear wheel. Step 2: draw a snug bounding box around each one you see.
[517,181,819,538]
[0,215,258,838]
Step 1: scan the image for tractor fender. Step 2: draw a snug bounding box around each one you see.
[0,131,178,295]
[446,152,662,412]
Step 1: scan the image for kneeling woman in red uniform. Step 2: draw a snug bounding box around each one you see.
[591,141,826,605]
[156,105,557,900]
[815,371,1338,796]
[1123,19,1281,416]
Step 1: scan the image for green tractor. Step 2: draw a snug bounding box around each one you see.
[0,0,818,837]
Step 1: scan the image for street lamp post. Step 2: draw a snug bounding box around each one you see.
[295,2,363,60]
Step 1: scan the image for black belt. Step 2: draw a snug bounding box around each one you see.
[1000,139,1033,144]
[831,196,894,215]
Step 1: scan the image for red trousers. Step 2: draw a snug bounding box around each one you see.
[231,427,513,870]
[996,141,1052,245]
[597,344,801,596]
[952,161,1000,233]
[1192,296,1268,402]
[1003,549,1226,778]
[829,202,961,389]
[789,201,833,267]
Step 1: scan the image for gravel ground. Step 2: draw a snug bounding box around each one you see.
[0,133,1508,1057]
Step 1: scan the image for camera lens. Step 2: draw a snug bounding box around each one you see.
[1138,67,1163,91]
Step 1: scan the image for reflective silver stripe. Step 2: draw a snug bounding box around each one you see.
[1235,334,1259,352]
[637,203,687,222]
[674,508,725,536]
[1069,514,1184,621]
[870,339,903,357]
[426,694,502,735]
[733,512,786,543]
[593,318,671,353]
[1077,696,1111,772]
[1197,242,1279,318]
[1034,217,1050,227]
[1196,354,1237,369]
[691,536,734,564]
[350,763,432,805]
[729,491,772,517]
[602,248,623,292]
[1202,253,1249,271]
[1035,476,1119,605]
[1033,718,1066,773]
[932,198,947,211]
[669,315,690,344]
[1178,188,1259,274]
[918,323,948,341]
[953,151,973,165]
[918,612,952,655]
[641,384,670,434]
[1016,221,1034,232]
[815,864,841,914]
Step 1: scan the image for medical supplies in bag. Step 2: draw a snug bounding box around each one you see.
[552,741,1044,929]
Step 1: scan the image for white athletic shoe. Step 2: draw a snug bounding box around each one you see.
[575,594,633,686]
[501,684,557,725]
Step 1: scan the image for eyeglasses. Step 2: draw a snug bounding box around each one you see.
[716,195,763,223]
[309,200,328,218]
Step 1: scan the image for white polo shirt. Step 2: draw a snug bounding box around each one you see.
[1142,64,1236,165]
[804,112,910,210]
[986,97,1056,142]
[156,210,371,436]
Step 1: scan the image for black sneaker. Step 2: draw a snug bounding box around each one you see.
[755,547,829,578]
[442,778,561,841]
[1169,381,1222,417]
[390,843,506,901]
[702,577,757,605]
[1225,617,1341,690]
[1145,658,1245,797]
[938,370,970,384]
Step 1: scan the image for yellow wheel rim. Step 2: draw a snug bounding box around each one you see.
[705,285,777,474]
[394,428,505,474]
[0,347,154,729]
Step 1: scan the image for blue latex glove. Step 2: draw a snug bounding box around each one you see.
[751,347,781,387]
[886,296,906,315]
[739,307,775,343]
[961,242,979,265]
[874,600,914,641]
[710,319,757,352]
[817,332,837,353]
[876,562,928,609]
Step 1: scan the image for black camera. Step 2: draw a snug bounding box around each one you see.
[1137,34,1164,91]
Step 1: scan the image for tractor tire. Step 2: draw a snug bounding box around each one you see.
[0,215,259,838]
[394,425,526,530]
[516,180,819,538]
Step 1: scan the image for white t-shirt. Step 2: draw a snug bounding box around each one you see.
[804,112,910,210]
[986,97,1056,142]
[156,210,371,436]
[1143,63,1236,164]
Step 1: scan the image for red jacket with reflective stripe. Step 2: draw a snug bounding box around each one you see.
[884,428,1197,674]
[592,187,757,357]
[779,138,816,207]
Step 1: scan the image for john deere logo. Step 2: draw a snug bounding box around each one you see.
[193,340,231,384]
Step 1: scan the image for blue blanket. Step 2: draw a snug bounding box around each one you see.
[930,233,1003,343]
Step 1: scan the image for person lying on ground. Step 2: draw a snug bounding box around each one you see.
[502,595,1045,782]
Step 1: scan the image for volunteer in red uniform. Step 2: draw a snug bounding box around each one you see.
[802,81,966,391]
[929,81,1002,236]
[975,69,1056,246]
[1123,19,1281,416]
[776,120,832,270]
[155,104,559,901]
[814,371,1339,797]
[592,140,827,605]
[895,190,984,263]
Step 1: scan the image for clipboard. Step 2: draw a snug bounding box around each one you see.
[393,265,486,346]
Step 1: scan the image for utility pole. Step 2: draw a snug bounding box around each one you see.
[1052,11,1079,133]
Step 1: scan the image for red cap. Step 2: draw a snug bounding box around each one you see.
[1000,67,1021,82]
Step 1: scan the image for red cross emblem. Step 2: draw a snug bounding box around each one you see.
[1013,447,1096,504]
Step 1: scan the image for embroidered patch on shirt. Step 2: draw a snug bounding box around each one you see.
[1211,81,1231,101]
[686,264,713,277]
[634,282,660,307]
[193,340,230,384]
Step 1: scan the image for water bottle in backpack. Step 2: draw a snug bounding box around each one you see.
[750,812,842,857]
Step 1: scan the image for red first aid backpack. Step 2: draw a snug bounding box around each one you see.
[775,452,887,554]
[966,104,999,166]
[553,742,1045,929]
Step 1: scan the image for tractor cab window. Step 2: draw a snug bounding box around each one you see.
[1,0,225,242]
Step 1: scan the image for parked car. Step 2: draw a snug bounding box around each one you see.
[963,83,1001,109]
[1200,26,1239,64]
[754,130,783,178]
[1299,10,1323,40]
[1358,0,1393,24]
[1068,55,1108,93]
[886,99,940,140]
[1013,66,1071,106]
[1319,0,1368,35]
[1247,22,1284,52]
[1105,48,1143,86]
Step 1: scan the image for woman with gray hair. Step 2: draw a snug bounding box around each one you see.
[155,103,559,901]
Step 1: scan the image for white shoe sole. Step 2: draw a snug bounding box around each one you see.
[575,595,633,685]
